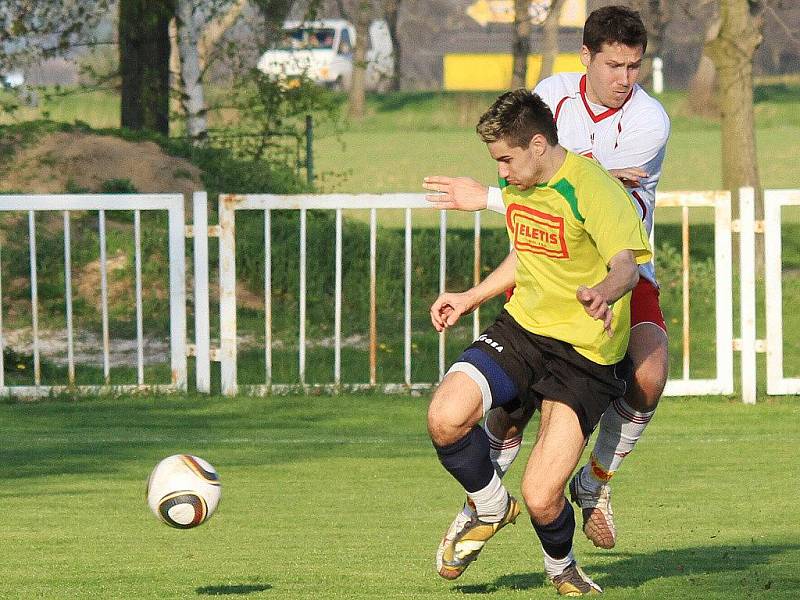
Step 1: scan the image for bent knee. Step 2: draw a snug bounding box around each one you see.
[428,377,483,446]
[521,485,562,524]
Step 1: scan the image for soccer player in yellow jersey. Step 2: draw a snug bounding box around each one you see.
[427,89,651,596]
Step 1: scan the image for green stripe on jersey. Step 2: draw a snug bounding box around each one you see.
[551,178,584,223]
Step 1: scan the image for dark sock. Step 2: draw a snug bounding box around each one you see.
[434,425,495,493]
[532,498,575,559]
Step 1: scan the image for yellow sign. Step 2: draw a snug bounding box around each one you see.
[444,52,584,91]
[467,0,586,29]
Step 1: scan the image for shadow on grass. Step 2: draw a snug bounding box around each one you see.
[196,583,272,595]
[454,543,799,594]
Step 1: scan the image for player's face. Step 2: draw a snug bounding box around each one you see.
[487,137,539,190]
[581,41,644,108]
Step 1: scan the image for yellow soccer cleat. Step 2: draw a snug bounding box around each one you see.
[550,561,603,596]
[436,495,521,580]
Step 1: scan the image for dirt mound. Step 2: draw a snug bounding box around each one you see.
[1,131,203,194]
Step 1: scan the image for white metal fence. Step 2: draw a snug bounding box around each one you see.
[2,188,796,402]
[0,195,186,397]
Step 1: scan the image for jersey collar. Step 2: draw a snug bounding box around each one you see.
[579,75,633,123]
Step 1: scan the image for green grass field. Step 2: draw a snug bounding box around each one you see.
[2,393,798,599]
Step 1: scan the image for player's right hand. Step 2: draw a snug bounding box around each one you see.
[430,291,477,332]
[608,167,648,188]
[423,176,489,211]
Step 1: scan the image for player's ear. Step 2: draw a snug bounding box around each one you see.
[530,133,548,156]
[580,45,591,69]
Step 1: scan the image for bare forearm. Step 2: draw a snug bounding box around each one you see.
[467,251,517,306]
[592,251,639,303]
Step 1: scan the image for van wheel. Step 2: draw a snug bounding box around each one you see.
[332,76,345,92]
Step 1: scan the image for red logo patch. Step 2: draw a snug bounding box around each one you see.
[506,203,569,259]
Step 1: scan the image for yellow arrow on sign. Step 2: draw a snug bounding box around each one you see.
[467,0,584,28]
[467,0,515,27]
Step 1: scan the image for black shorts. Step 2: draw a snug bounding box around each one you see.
[454,310,632,438]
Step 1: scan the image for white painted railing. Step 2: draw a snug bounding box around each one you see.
[198,190,741,398]
[0,195,187,396]
[4,188,797,401]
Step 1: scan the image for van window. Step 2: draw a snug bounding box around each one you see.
[338,29,352,55]
[276,28,336,50]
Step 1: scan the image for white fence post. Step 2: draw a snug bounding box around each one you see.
[738,187,757,404]
[218,195,238,396]
[193,192,211,393]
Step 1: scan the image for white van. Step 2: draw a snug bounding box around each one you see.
[257,18,394,91]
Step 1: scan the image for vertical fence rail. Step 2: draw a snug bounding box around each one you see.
[28,211,41,386]
[438,210,447,380]
[681,206,690,379]
[134,210,144,385]
[334,208,342,387]
[473,211,481,341]
[167,201,188,391]
[369,209,377,386]
[63,211,75,385]
[98,210,110,384]
[265,209,273,388]
[193,192,211,394]
[219,196,237,396]
[299,208,307,386]
[739,187,757,405]
[404,208,412,387]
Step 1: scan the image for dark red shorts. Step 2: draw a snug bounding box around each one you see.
[631,278,666,333]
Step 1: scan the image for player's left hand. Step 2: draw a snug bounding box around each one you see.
[576,285,613,337]
[608,167,648,188]
[422,176,489,211]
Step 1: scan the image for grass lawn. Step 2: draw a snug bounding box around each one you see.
[1,393,798,599]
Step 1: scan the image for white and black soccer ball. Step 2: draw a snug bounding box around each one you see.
[146,454,221,529]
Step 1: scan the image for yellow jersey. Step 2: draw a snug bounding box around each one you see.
[503,151,652,364]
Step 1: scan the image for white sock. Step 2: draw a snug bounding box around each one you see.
[581,397,655,493]
[484,423,523,478]
[467,472,508,524]
[543,547,575,578]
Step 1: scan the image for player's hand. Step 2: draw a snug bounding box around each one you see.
[576,285,613,337]
[430,291,478,332]
[423,176,489,211]
[608,167,648,188]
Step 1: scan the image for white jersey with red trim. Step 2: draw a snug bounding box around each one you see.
[533,72,670,284]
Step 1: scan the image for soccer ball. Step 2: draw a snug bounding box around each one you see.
[146,454,221,529]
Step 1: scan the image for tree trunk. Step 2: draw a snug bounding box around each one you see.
[384,0,402,91]
[348,1,371,119]
[119,0,175,134]
[537,0,566,85]
[176,0,207,144]
[705,0,762,195]
[706,0,764,269]
[511,0,530,88]
[686,16,722,118]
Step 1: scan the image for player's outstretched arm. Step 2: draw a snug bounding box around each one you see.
[430,251,517,332]
[576,249,640,336]
[423,176,489,211]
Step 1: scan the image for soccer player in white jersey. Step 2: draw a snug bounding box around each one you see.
[425,5,670,566]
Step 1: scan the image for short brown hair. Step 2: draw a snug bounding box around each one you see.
[583,6,647,55]
[476,89,558,148]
